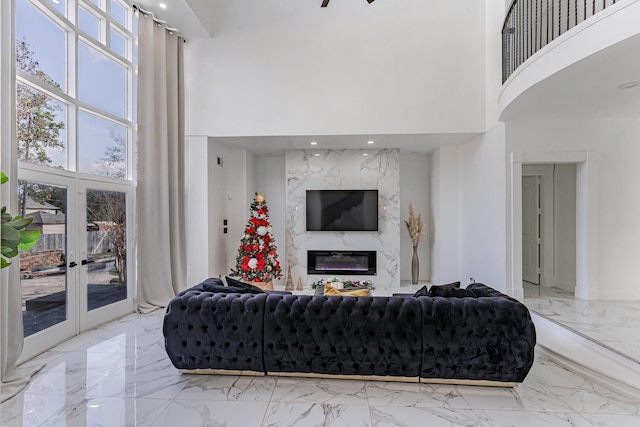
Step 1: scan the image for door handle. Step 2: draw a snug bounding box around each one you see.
[81,259,95,265]
[69,262,78,268]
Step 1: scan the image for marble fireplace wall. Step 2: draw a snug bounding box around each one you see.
[285,149,400,287]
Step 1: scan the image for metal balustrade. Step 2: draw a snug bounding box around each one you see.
[502,0,619,82]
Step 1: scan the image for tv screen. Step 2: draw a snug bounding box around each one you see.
[306,190,378,231]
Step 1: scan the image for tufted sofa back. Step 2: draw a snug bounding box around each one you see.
[263,295,423,377]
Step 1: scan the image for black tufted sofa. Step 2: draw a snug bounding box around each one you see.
[163,282,536,385]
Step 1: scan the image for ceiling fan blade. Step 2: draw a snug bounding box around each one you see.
[321,0,330,6]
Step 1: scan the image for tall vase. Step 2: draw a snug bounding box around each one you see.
[411,245,419,284]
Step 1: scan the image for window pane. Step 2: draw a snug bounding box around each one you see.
[19,181,68,337]
[86,189,128,310]
[110,26,126,57]
[16,0,66,92]
[16,82,67,169]
[78,41,126,118]
[87,0,103,9]
[78,111,127,178]
[78,6,100,41]
[110,0,127,29]
[47,0,66,16]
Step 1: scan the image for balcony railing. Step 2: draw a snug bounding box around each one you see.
[502,0,620,82]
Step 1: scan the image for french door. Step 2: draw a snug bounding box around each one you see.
[77,180,134,330]
[19,169,134,361]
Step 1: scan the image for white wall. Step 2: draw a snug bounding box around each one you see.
[429,146,460,284]
[553,163,577,292]
[286,149,400,288]
[486,0,505,128]
[183,0,485,137]
[185,135,211,285]
[255,156,287,289]
[399,152,430,281]
[506,118,640,299]
[458,125,507,291]
[206,139,232,279]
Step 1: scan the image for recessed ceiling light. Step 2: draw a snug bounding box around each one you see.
[362,153,369,156]
[313,153,320,157]
[618,81,640,90]
[310,141,317,145]
[367,140,375,145]
[159,3,167,9]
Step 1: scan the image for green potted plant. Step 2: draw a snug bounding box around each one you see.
[1,172,41,269]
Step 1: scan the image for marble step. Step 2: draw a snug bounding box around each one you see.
[530,311,640,401]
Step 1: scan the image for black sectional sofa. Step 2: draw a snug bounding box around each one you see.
[163,281,536,385]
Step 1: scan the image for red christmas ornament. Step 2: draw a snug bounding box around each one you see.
[264,235,271,243]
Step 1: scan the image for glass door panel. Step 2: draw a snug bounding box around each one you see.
[85,189,127,311]
[18,180,68,337]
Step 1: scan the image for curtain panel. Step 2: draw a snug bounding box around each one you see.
[136,11,187,312]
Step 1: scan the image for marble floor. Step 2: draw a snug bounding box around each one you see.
[2,308,640,426]
[523,283,640,363]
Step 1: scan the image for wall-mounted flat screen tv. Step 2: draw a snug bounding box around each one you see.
[306,189,378,231]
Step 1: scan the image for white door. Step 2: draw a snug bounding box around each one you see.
[522,176,541,284]
[20,171,78,359]
[78,180,135,331]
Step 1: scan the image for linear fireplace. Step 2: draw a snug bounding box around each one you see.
[307,250,377,276]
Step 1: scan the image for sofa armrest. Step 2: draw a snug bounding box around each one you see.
[163,291,267,371]
[419,296,536,382]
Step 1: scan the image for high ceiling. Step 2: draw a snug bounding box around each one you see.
[134,1,640,156]
[133,0,214,38]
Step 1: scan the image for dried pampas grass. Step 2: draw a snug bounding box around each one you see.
[404,202,424,247]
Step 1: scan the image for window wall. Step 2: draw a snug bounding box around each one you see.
[16,0,136,177]
[15,0,136,351]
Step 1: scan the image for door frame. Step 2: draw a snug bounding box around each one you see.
[508,151,599,300]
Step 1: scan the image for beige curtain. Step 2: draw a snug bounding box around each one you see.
[136,10,187,312]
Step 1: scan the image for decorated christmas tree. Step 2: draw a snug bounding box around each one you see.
[230,193,282,286]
